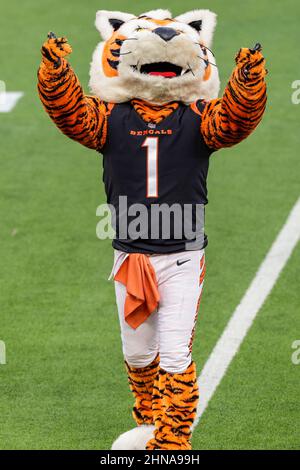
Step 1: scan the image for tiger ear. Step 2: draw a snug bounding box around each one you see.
[175,10,217,47]
[95,10,136,40]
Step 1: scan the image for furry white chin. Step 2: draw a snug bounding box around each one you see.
[89,64,219,105]
[116,68,205,104]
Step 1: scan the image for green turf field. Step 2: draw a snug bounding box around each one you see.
[0,0,299,450]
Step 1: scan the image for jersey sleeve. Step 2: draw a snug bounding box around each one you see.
[37,41,112,152]
[200,47,267,151]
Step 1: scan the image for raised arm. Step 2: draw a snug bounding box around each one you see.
[201,44,267,150]
[37,33,110,151]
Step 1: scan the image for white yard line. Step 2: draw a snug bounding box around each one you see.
[0,92,24,112]
[194,197,300,427]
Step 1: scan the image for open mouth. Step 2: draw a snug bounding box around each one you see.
[137,62,187,78]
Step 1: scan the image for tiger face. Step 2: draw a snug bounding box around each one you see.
[89,9,220,104]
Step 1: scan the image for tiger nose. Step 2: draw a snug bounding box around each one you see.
[153,27,179,42]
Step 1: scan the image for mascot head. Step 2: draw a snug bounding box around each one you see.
[89,9,220,104]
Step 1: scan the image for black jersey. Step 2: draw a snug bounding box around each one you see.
[101,101,213,254]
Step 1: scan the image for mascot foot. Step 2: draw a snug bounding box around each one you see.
[111,425,155,450]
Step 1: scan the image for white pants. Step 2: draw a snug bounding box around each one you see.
[113,249,205,374]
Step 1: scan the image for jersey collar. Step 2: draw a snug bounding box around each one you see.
[131,99,179,124]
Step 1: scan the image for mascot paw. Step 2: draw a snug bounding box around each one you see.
[41,32,72,66]
[235,43,267,80]
[111,425,155,450]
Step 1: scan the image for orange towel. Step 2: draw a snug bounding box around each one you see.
[114,253,160,329]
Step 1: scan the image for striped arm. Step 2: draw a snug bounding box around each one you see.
[201,46,267,150]
[37,35,110,151]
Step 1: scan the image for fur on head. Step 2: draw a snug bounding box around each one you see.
[89,9,220,104]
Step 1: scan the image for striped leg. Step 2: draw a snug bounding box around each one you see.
[146,361,199,450]
[125,355,160,425]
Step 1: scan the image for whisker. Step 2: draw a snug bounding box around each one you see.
[187,64,195,76]
[194,43,216,57]
[119,51,133,55]
[197,56,218,67]
[112,38,138,46]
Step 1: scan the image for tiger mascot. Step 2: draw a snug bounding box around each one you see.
[38,9,267,450]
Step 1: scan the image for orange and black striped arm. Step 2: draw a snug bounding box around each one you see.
[201,44,267,150]
[37,34,111,151]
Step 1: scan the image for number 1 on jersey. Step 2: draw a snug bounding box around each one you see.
[142,137,159,198]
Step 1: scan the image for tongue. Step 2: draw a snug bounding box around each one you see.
[149,71,177,78]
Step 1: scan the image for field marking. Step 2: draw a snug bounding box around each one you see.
[0,340,6,365]
[0,92,24,112]
[194,197,300,427]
